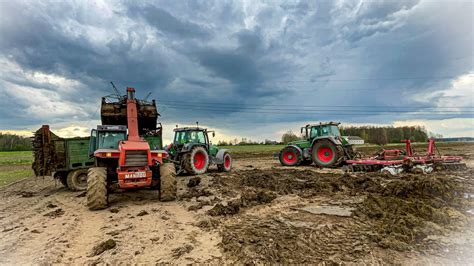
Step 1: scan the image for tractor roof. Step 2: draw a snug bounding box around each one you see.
[304,122,340,127]
[173,127,208,132]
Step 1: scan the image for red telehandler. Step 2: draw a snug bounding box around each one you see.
[86,87,176,210]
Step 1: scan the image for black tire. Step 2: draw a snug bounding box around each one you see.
[160,163,177,201]
[67,169,88,191]
[217,152,232,172]
[312,140,344,168]
[55,172,68,188]
[86,167,108,210]
[279,146,302,166]
[183,146,209,175]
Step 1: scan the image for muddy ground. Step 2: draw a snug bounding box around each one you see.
[0,143,473,264]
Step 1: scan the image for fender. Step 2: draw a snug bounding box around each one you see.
[310,136,341,148]
[181,143,205,153]
[281,145,304,159]
[214,149,230,164]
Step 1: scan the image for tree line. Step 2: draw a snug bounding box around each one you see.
[340,126,429,145]
[0,133,32,151]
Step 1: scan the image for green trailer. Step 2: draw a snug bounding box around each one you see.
[32,125,94,191]
[32,125,164,191]
[52,137,95,191]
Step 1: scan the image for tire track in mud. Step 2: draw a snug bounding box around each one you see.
[0,179,80,264]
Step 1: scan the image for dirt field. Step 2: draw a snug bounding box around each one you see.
[0,143,473,264]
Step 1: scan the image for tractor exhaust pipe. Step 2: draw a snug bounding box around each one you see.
[127,87,135,100]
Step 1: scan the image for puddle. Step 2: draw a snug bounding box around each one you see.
[299,204,355,217]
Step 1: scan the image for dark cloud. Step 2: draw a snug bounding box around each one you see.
[128,4,211,39]
[0,0,472,137]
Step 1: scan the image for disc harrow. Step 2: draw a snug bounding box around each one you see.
[344,139,467,175]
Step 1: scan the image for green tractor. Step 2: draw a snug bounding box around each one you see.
[166,126,232,175]
[279,122,363,168]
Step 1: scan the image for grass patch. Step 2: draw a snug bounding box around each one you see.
[0,151,33,166]
[0,166,33,187]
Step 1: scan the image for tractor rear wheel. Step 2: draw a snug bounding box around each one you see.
[279,146,301,166]
[312,140,344,168]
[67,169,88,191]
[217,152,232,172]
[183,146,209,175]
[159,163,177,201]
[86,167,108,210]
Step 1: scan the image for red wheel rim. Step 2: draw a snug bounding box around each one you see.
[283,151,297,164]
[224,155,231,168]
[193,152,206,170]
[317,147,333,163]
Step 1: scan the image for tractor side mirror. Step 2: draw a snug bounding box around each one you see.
[212,132,215,137]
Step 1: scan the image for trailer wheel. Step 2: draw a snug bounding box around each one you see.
[159,163,177,201]
[312,140,344,168]
[86,167,108,210]
[183,146,209,175]
[67,169,88,191]
[218,152,232,172]
[279,146,301,166]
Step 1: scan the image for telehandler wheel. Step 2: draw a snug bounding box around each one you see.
[67,169,88,191]
[159,163,177,201]
[217,152,232,172]
[183,146,209,175]
[312,140,344,168]
[86,167,108,210]
[279,146,301,166]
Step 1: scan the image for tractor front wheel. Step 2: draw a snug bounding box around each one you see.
[159,163,177,201]
[217,152,232,172]
[312,140,344,168]
[279,146,301,166]
[86,167,108,210]
[67,169,88,191]
[183,146,209,175]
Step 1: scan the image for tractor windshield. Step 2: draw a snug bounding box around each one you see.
[174,130,206,144]
[316,125,341,137]
[98,131,126,149]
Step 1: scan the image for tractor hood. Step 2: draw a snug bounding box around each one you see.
[288,139,311,148]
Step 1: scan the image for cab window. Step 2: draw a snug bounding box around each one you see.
[98,131,126,149]
[321,126,329,136]
[192,131,206,144]
[330,125,341,136]
[310,127,319,138]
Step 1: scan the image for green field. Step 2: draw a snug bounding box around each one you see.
[0,151,34,187]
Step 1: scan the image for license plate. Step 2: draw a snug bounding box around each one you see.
[125,172,146,179]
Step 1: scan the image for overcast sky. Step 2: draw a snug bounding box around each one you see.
[0,0,473,142]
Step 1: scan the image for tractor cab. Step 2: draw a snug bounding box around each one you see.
[301,122,342,140]
[89,125,127,156]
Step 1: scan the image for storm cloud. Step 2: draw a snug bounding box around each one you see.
[0,0,472,139]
